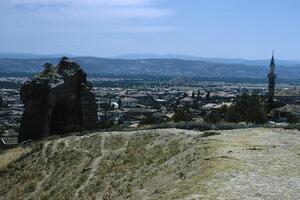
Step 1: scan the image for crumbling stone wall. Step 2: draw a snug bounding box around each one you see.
[18,57,97,142]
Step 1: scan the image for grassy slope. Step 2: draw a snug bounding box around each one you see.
[0,128,299,200]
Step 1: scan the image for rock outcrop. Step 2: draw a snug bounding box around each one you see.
[18,57,97,142]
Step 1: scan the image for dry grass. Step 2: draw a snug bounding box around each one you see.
[0,128,299,200]
[0,147,32,171]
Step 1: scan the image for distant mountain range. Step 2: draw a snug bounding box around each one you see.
[2,52,300,66]
[1,52,300,79]
[113,53,300,67]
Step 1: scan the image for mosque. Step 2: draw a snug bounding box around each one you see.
[268,53,300,121]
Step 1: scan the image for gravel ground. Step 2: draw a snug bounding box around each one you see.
[204,128,300,200]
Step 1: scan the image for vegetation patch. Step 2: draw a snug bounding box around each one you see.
[0,146,32,172]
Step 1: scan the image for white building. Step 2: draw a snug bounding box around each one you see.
[121,97,138,108]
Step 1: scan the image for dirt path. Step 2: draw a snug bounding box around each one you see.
[25,142,51,200]
[74,134,107,198]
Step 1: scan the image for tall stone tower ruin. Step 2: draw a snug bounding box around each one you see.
[18,57,97,142]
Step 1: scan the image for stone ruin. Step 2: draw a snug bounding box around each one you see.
[18,57,97,142]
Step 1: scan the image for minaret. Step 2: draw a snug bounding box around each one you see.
[267,51,276,103]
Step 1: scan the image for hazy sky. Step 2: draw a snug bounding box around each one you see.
[1,0,300,59]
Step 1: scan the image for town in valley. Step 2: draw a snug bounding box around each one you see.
[1,54,300,144]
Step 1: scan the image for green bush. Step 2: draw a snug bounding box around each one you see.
[204,110,221,124]
[284,122,300,130]
[97,120,116,129]
[215,121,248,130]
[245,106,267,124]
[225,107,242,123]
[225,94,267,124]
[287,113,298,124]
[172,110,192,122]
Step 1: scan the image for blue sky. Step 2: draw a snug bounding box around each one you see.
[1,0,300,59]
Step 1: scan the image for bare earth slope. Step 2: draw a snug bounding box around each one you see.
[0,128,299,200]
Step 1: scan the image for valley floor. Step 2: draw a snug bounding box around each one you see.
[0,128,300,200]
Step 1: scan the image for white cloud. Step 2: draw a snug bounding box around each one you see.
[6,0,170,18]
[9,0,154,7]
[1,0,175,33]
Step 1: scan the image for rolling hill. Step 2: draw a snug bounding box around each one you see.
[1,56,300,79]
[0,128,299,199]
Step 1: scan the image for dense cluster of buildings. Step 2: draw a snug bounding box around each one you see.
[1,54,300,144]
[0,89,22,143]
[92,82,260,128]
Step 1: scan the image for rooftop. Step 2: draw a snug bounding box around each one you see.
[273,104,300,113]
[276,89,300,97]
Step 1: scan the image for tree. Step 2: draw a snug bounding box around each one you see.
[287,113,298,124]
[0,96,3,109]
[142,115,155,125]
[225,94,267,124]
[43,63,53,72]
[205,91,211,101]
[245,106,267,124]
[60,56,69,62]
[118,98,122,109]
[218,105,228,117]
[172,110,192,122]
[192,99,199,109]
[192,91,195,98]
[234,94,250,120]
[225,107,242,123]
[97,120,116,129]
[197,90,201,98]
[204,110,221,124]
